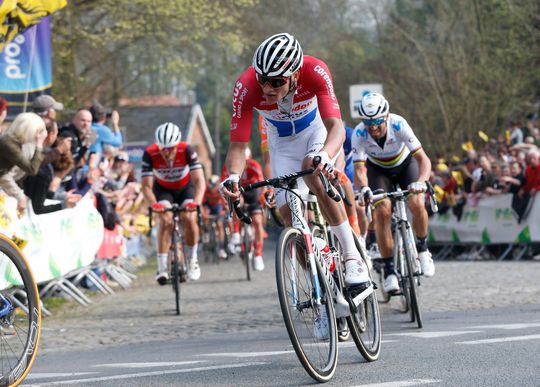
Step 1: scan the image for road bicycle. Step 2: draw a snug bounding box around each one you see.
[149,204,200,315]
[224,198,256,281]
[365,183,437,329]
[201,214,220,265]
[0,233,41,386]
[230,167,381,382]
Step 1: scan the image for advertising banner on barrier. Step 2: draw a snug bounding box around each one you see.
[429,193,539,244]
[0,17,52,117]
[0,194,104,288]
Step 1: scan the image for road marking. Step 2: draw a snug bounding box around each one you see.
[351,378,440,386]
[24,362,266,386]
[456,334,540,345]
[466,323,540,330]
[198,350,294,358]
[386,331,480,339]
[93,361,204,368]
[25,373,97,380]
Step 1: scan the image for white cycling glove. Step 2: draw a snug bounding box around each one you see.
[408,181,427,193]
[358,186,373,206]
[219,174,240,198]
[311,151,333,172]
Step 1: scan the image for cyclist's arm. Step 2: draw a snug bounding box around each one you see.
[321,117,345,159]
[141,175,157,206]
[191,168,206,205]
[262,150,272,179]
[413,149,432,183]
[354,161,368,190]
[225,142,247,176]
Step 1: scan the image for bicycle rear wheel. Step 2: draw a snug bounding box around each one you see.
[170,230,181,315]
[276,228,338,383]
[401,223,422,328]
[0,234,41,386]
[347,233,381,361]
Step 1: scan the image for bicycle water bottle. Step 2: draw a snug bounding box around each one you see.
[314,237,335,272]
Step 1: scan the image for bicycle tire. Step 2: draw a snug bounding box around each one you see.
[401,223,422,328]
[322,227,350,342]
[170,229,181,316]
[210,222,219,265]
[276,228,338,383]
[346,232,381,361]
[0,234,41,387]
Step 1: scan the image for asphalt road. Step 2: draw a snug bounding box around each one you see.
[23,242,540,386]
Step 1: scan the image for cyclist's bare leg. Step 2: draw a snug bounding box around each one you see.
[251,211,265,256]
[181,211,199,261]
[407,194,428,238]
[158,212,173,254]
[374,199,393,258]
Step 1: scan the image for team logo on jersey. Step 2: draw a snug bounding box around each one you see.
[313,65,336,100]
[392,121,402,131]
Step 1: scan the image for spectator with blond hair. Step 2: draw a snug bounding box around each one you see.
[0,112,47,214]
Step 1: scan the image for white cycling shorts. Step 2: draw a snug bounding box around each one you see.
[267,123,327,208]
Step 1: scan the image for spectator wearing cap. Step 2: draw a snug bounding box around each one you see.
[0,112,47,214]
[32,95,64,120]
[88,103,123,165]
[59,109,94,165]
[0,97,8,133]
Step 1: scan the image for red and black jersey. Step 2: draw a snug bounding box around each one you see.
[221,158,264,186]
[141,142,201,190]
[203,187,224,206]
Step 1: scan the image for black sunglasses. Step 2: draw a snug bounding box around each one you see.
[256,74,289,88]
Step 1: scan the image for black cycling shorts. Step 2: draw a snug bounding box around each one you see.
[243,188,262,214]
[366,154,419,192]
[153,181,195,206]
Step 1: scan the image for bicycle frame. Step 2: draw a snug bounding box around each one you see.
[285,181,370,317]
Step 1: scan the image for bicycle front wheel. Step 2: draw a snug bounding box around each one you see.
[170,230,181,316]
[0,234,41,386]
[276,228,338,383]
[347,233,381,361]
[401,223,422,328]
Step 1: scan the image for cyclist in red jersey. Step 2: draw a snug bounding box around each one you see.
[221,33,370,286]
[222,147,266,271]
[202,175,228,259]
[141,122,206,284]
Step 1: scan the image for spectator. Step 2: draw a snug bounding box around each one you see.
[499,161,525,194]
[88,103,123,164]
[32,94,64,121]
[521,147,540,194]
[472,155,496,194]
[0,112,47,214]
[23,150,81,214]
[59,109,94,165]
[40,118,72,167]
[0,97,8,133]
[509,121,524,145]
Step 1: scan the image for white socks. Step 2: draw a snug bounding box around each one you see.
[331,221,359,261]
[157,253,167,273]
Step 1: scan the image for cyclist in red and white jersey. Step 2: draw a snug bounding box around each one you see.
[221,33,370,286]
[222,148,266,271]
[202,175,228,260]
[141,122,206,284]
[351,93,434,294]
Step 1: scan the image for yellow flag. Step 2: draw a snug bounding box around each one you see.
[478,131,489,142]
[461,141,474,152]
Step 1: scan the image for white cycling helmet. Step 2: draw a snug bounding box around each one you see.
[253,33,303,77]
[356,93,389,119]
[155,122,181,147]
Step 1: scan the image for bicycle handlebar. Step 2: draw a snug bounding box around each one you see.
[364,181,438,223]
[226,164,342,224]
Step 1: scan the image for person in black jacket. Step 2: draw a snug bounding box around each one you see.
[58,109,94,165]
[23,150,81,214]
